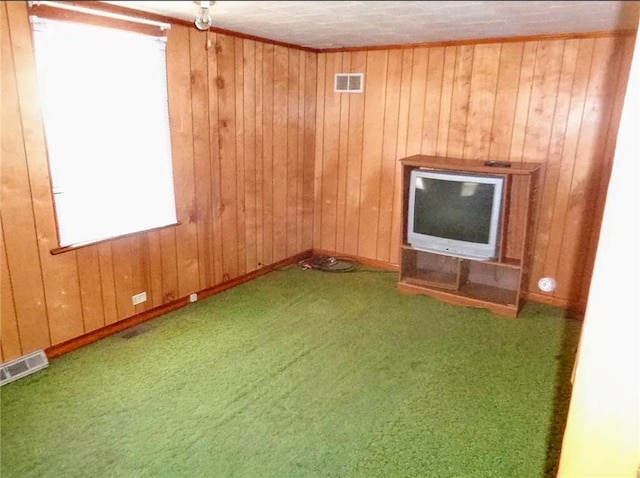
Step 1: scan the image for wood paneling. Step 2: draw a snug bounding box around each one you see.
[315,34,634,311]
[0,2,316,361]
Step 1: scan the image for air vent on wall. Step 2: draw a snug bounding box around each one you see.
[335,73,364,93]
[0,350,49,386]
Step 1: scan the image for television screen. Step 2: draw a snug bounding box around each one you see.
[408,170,504,260]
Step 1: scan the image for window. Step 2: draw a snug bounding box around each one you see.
[30,15,177,249]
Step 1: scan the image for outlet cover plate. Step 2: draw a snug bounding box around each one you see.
[132,292,147,305]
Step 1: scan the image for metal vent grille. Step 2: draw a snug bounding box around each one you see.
[334,73,364,93]
[0,350,49,386]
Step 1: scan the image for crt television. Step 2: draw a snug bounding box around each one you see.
[407,169,505,261]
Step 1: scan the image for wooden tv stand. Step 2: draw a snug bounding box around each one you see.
[397,155,541,318]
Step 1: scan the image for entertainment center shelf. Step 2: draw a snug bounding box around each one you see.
[398,155,541,318]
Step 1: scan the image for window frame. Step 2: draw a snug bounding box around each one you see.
[28,3,180,254]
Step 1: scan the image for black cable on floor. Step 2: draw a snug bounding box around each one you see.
[298,255,361,273]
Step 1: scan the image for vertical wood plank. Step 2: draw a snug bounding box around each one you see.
[313,53,326,251]
[435,46,456,156]
[76,246,105,333]
[189,29,214,290]
[262,44,275,266]
[302,50,317,251]
[357,50,388,259]
[376,49,403,262]
[168,25,199,297]
[334,53,351,253]
[159,228,178,301]
[422,47,444,156]
[343,51,367,256]
[145,231,164,308]
[464,43,501,160]
[272,45,289,262]
[509,42,538,161]
[405,47,428,155]
[216,34,239,280]
[234,37,247,276]
[521,40,565,162]
[131,234,151,315]
[447,45,475,159]
[254,43,265,265]
[111,237,134,320]
[296,51,307,252]
[207,33,224,284]
[97,242,118,324]
[489,42,524,161]
[286,49,300,256]
[243,39,258,271]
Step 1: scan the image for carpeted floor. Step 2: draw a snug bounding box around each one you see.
[0,266,581,477]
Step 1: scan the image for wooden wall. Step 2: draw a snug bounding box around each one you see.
[0,2,316,362]
[313,36,635,311]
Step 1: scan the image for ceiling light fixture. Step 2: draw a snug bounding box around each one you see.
[195,1,214,31]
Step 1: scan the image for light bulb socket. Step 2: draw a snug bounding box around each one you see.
[195,6,213,31]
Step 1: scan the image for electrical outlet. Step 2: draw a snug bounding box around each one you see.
[538,277,557,293]
[132,292,147,306]
[189,293,198,303]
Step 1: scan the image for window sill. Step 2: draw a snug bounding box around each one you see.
[50,222,181,255]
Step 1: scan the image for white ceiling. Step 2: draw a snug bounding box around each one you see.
[106,1,639,50]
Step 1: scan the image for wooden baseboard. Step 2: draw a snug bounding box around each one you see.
[45,250,313,359]
[524,292,586,319]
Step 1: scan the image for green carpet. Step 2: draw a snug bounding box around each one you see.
[0,266,581,477]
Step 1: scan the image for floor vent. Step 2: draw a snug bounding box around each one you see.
[0,350,49,386]
[120,323,152,339]
[335,73,364,93]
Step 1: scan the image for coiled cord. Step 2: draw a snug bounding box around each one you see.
[298,255,361,273]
